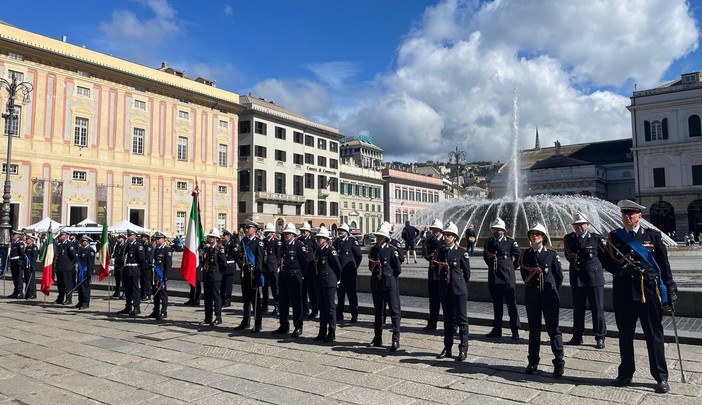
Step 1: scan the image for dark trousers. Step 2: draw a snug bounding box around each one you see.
[441,291,469,353]
[153,283,168,315]
[56,271,74,303]
[427,270,440,326]
[203,279,222,322]
[241,282,262,329]
[262,271,278,311]
[467,243,475,257]
[24,265,36,297]
[488,283,520,332]
[113,267,123,294]
[571,285,606,339]
[317,285,336,336]
[278,272,303,329]
[189,281,201,302]
[302,268,317,314]
[77,275,91,306]
[526,290,563,367]
[123,275,140,310]
[614,297,668,382]
[336,268,358,320]
[140,268,153,298]
[220,273,234,306]
[10,262,23,295]
[372,285,401,343]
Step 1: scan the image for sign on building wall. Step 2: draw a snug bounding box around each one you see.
[96,185,108,224]
[50,180,63,222]
[30,179,45,224]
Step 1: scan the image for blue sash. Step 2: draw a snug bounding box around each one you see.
[77,262,88,283]
[154,264,164,287]
[243,239,255,266]
[615,229,668,305]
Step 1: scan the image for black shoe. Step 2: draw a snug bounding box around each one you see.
[117,307,131,315]
[25,295,36,299]
[160,312,167,320]
[119,293,125,299]
[308,311,318,319]
[292,328,303,338]
[313,334,325,341]
[210,318,222,326]
[612,376,632,387]
[553,362,564,378]
[511,332,520,341]
[368,339,382,347]
[73,303,82,309]
[456,351,467,362]
[201,319,213,325]
[78,305,89,310]
[147,311,159,319]
[525,364,538,375]
[250,326,261,333]
[233,323,249,331]
[454,326,459,335]
[272,326,289,335]
[390,341,400,352]
[324,331,336,343]
[484,329,501,338]
[595,339,605,349]
[437,348,452,359]
[112,291,120,298]
[128,310,139,317]
[183,299,194,306]
[53,299,63,305]
[222,302,231,308]
[7,293,18,299]
[63,299,72,305]
[350,316,358,324]
[654,379,670,394]
[271,308,278,316]
[16,293,23,299]
[566,336,583,346]
[422,324,437,331]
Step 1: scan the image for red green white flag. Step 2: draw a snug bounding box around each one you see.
[98,218,110,281]
[180,184,205,287]
[41,229,55,296]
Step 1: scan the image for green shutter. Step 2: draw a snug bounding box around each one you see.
[662,118,668,139]
[644,121,651,142]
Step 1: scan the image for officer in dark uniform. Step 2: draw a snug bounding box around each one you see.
[8,231,26,298]
[423,219,444,331]
[262,223,281,314]
[272,223,308,338]
[24,234,40,299]
[201,229,227,326]
[220,229,239,307]
[75,235,95,309]
[368,225,402,352]
[112,234,126,298]
[334,223,362,323]
[140,232,154,301]
[313,226,341,342]
[604,200,677,394]
[517,223,564,378]
[118,230,145,316]
[483,217,521,339]
[54,230,77,305]
[434,222,471,362]
[235,220,264,332]
[298,222,318,319]
[563,212,607,349]
[149,232,171,320]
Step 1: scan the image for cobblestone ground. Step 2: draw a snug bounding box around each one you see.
[0,297,701,404]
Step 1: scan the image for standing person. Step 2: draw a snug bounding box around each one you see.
[53,230,77,305]
[465,224,477,257]
[235,220,264,332]
[149,232,171,320]
[298,222,318,319]
[201,229,226,326]
[220,229,239,307]
[604,200,677,394]
[75,235,95,309]
[272,223,308,337]
[334,223,362,323]
[401,221,420,264]
[118,230,145,316]
[313,226,341,342]
[8,231,26,298]
[140,232,154,301]
[422,219,444,331]
[517,223,565,377]
[482,217,521,339]
[563,212,607,349]
[23,234,39,299]
[434,222,471,362]
[262,223,281,314]
[112,234,126,298]
[368,225,402,352]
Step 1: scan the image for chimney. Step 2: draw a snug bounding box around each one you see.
[61,35,67,42]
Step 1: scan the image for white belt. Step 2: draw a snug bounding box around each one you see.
[10,256,20,260]
[124,263,139,267]
[227,260,236,264]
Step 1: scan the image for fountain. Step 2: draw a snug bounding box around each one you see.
[402,91,675,247]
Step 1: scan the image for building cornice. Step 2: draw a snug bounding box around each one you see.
[627,97,702,112]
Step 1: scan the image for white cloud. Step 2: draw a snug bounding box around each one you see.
[250,79,331,119]
[305,61,361,89]
[224,5,233,17]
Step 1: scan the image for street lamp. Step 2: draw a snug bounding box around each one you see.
[0,73,33,244]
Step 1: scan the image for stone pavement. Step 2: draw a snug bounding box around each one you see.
[1,296,702,404]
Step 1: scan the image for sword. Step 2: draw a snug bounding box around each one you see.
[668,302,686,383]
[143,284,165,314]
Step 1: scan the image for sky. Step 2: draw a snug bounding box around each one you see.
[2,0,701,163]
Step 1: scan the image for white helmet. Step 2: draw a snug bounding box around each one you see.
[299,222,312,232]
[281,223,298,236]
[207,228,221,239]
[442,222,459,238]
[429,218,443,231]
[374,226,390,239]
[316,226,331,240]
[527,223,549,245]
[339,222,351,233]
[571,212,590,225]
[263,223,276,234]
[491,218,506,231]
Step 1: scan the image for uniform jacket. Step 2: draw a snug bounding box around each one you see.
[112,242,126,269]
[239,236,264,287]
[202,243,227,282]
[123,240,145,277]
[153,243,172,284]
[54,240,77,273]
[141,241,154,271]
[434,244,471,296]
[25,243,40,271]
[369,242,402,290]
[263,235,282,273]
[333,235,362,271]
[222,239,239,276]
[424,234,443,278]
[10,238,26,269]
[518,247,563,304]
[299,234,317,273]
[281,239,308,274]
[77,244,96,273]
[563,232,606,288]
[483,235,520,285]
[314,244,341,288]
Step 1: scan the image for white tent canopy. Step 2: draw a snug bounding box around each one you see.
[75,218,98,227]
[108,219,151,234]
[23,217,64,232]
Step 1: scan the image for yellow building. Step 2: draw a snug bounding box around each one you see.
[0,22,243,236]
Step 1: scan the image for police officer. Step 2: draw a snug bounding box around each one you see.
[235,220,264,332]
[111,234,126,298]
[604,200,676,394]
[483,217,521,339]
[334,223,362,323]
[220,229,239,307]
[517,223,564,378]
[272,223,308,338]
[75,235,95,309]
[202,229,226,326]
[298,222,318,319]
[368,225,402,352]
[54,230,77,305]
[434,222,471,362]
[140,232,154,301]
[8,231,26,298]
[563,212,607,349]
[262,223,281,314]
[150,232,171,320]
[118,230,145,316]
[313,226,341,343]
[423,219,444,331]
[24,234,40,299]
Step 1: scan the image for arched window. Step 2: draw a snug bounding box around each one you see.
[650,201,675,234]
[689,115,702,137]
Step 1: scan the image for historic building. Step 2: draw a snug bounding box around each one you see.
[340,135,383,168]
[339,161,384,235]
[382,168,445,231]
[236,95,341,231]
[0,23,241,235]
[628,71,702,235]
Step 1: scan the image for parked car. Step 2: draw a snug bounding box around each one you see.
[362,233,377,246]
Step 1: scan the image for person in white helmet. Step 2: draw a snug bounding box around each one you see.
[422,219,444,331]
[368,225,403,352]
[313,226,341,342]
[262,223,281,314]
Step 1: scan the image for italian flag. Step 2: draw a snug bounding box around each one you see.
[98,217,110,281]
[180,185,205,287]
[41,229,55,296]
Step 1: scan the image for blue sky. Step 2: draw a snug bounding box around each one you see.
[2,0,701,162]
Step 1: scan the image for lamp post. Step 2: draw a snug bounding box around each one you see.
[0,73,33,244]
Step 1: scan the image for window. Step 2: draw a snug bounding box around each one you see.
[690,115,702,137]
[257,202,263,213]
[255,169,266,192]
[305,135,314,146]
[176,211,186,235]
[330,202,338,216]
[275,126,286,139]
[293,175,303,196]
[132,128,144,154]
[72,171,86,181]
[239,120,251,133]
[132,177,144,186]
[318,139,326,150]
[274,150,286,162]
[293,153,303,165]
[255,121,267,135]
[318,175,327,189]
[275,172,286,194]
[402,188,408,200]
[395,188,401,199]
[218,185,228,193]
[8,70,23,82]
[318,201,327,216]
[653,168,666,187]
[178,110,189,120]
[239,145,251,157]
[255,145,267,158]
[329,178,338,192]
[177,137,188,161]
[305,173,314,189]
[77,70,91,78]
[305,200,314,215]
[317,156,326,167]
[134,99,146,110]
[72,117,89,146]
[219,120,229,129]
[1,164,18,175]
[3,106,20,137]
[77,86,90,97]
[330,159,338,169]
[239,170,250,192]
[239,201,246,213]
[305,153,314,164]
[8,52,23,61]
[693,165,702,185]
[176,181,187,190]
[293,131,303,144]
[330,142,338,152]
[644,119,668,141]
[219,144,228,166]
[218,213,227,232]
[340,182,346,195]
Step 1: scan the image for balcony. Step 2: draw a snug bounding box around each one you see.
[255,191,305,204]
[319,188,330,199]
